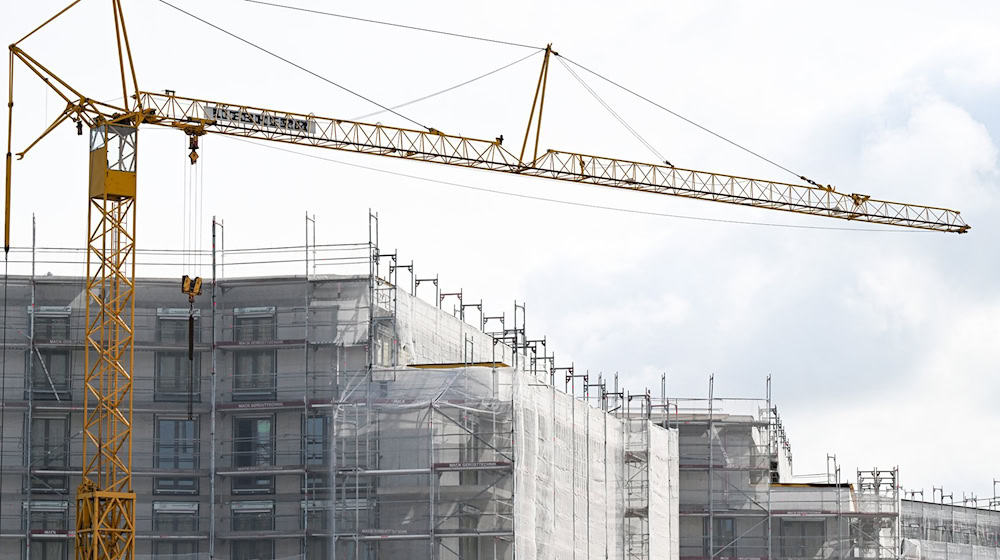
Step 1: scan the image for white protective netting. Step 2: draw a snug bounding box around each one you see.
[902,500,1000,560]
[512,371,678,560]
[649,423,680,560]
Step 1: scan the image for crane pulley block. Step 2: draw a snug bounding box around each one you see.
[181,275,203,298]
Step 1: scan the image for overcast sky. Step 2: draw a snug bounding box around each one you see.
[4,1,998,501]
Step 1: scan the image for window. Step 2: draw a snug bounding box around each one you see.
[459,504,481,559]
[301,501,329,531]
[302,415,330,493]
[154,418,199,495]
[232,540,274,560]
[91,124,136,173]
[33,315,71,341]
[30,541,68,560]
[234,314,275,343]
[153,541,197,560]
[233,417,274,494]
[25,501,69,560]
[781,520,825,559]
[155,418,198,469]
[154,477,199,495]
[25,350,71,400]
[152,502,199,533]
[704,517,736,560]
[303,415,328,466]
[158,313,200,345]
[304,538,328,560]
[233,350,276,401]
[29,416,69,493]
[154,352,201,402]
[231,501,274,531]
[24,500,69,531]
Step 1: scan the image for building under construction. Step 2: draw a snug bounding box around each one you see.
[0,227,997,560]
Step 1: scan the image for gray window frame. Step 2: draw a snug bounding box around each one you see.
[153,417,200,496]
[231,501,275,532]
[152,541,197,559]
[232,416,275,495]
[232,539,274,560]
[33,315,71,341]
[28,415,70,493]
[234,314,275,343]
[303,415,329,466]
[233,349,276,401]
[152,502,200,534]
[154,351,202,402]
[157,315,201,345]
[25,349,71,400]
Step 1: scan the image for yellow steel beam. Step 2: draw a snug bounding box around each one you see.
[5,49,13,253]
[138,90,970,233]
[519,44,553,165]
[78,186,137,560]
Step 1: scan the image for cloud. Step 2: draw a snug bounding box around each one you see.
[861,97,998,206]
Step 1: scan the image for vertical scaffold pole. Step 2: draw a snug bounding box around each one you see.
[25,214,36,560]
[708,374,715,560]
[210,216,218,560]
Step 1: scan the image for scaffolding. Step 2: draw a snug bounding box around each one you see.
[650,376,901,560]
[900,499,1000,560]
[0,215,681,560]
[7,216,996,560]
[624,416,651,560]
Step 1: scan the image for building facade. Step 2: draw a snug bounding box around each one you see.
[0,268,997,560]
[0,272,679,560]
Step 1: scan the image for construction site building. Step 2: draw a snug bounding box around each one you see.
[0,230,997,560]
[0,233,679,560]
[900,500,1000,560]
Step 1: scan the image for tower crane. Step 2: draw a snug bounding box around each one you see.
[2,3,969,560]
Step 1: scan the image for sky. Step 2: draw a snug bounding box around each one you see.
[3,1,998,501]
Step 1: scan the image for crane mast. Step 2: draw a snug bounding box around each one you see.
[2,3,971,560]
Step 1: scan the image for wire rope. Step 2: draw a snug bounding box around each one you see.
[244,0,543,50]
[555,55,667,164]
[156,0,431,131]
[556,54,824,186]
[352,50,542,121]
[239,0,822,186]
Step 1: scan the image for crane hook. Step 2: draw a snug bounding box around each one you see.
[188,134,199,165]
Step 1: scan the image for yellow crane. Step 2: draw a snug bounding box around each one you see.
[2,3,970,560]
